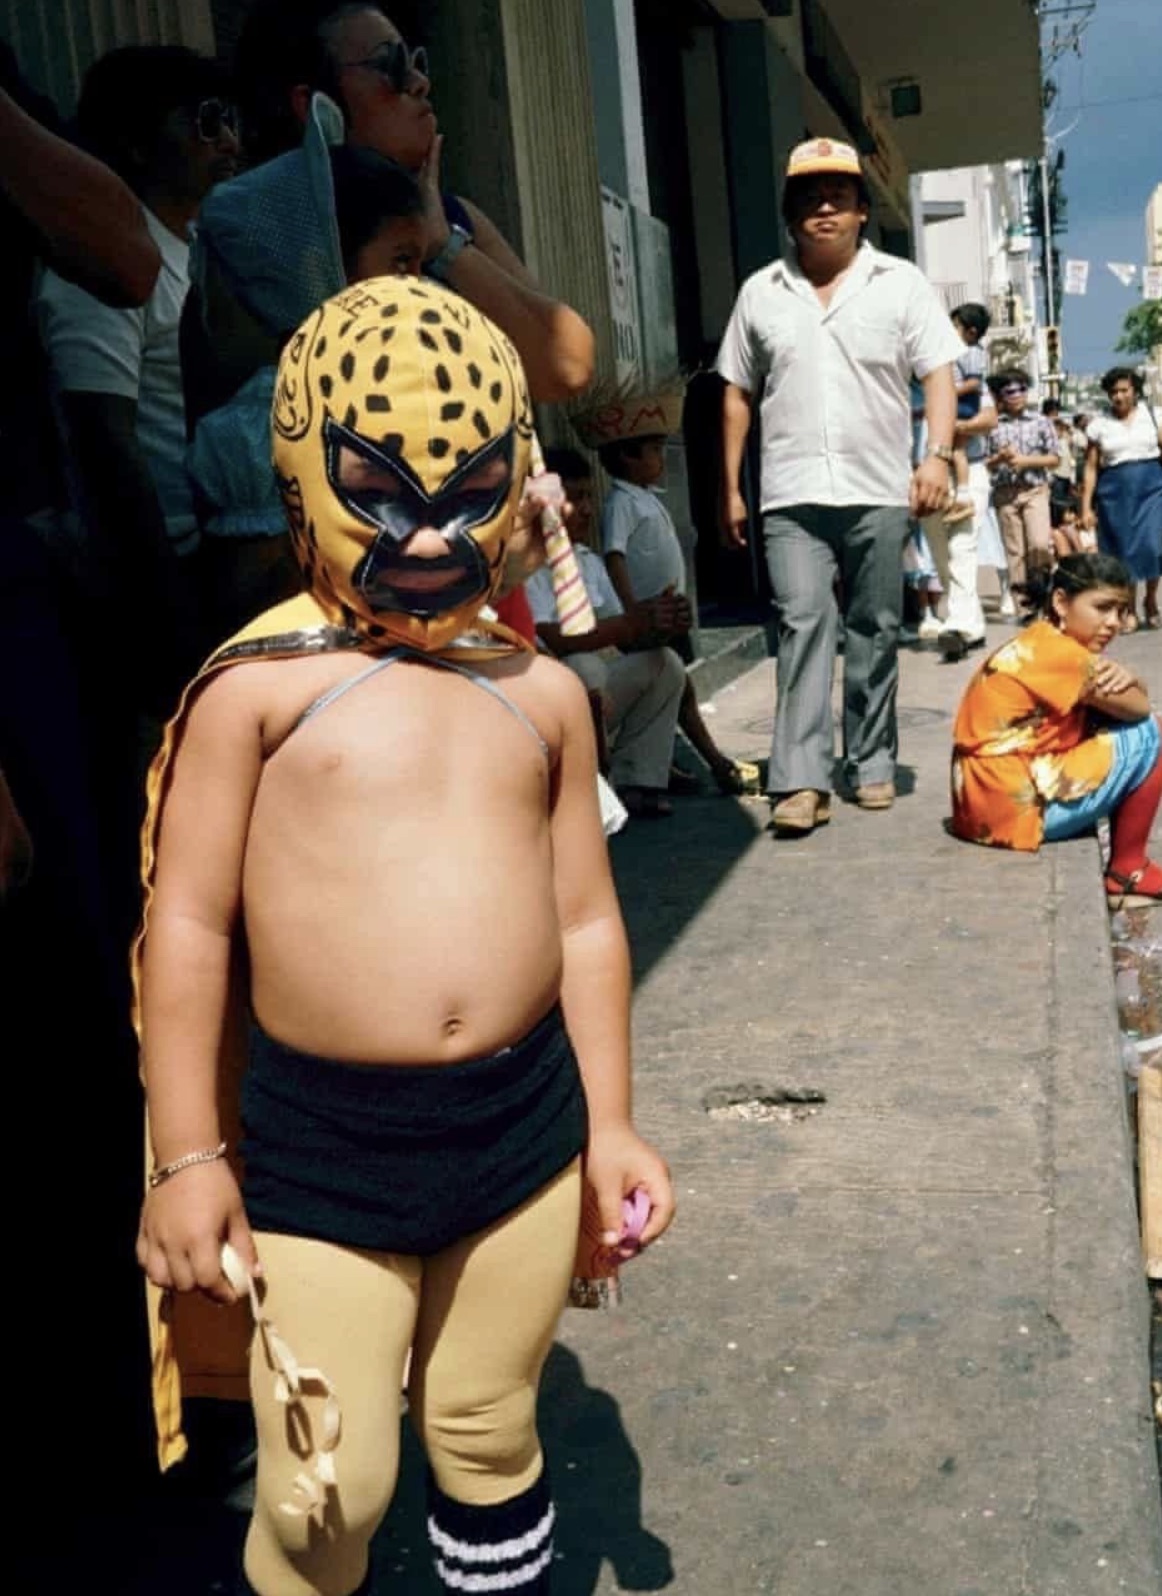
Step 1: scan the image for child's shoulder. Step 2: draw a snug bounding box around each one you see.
[187,649,352,753]
[496,647,592,714]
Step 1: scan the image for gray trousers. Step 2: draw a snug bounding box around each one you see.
[563,646,685,789]
[763,504,911,793]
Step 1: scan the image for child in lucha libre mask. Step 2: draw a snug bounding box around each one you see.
[134,279,674,1595]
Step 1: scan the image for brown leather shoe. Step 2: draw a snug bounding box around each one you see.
[769,789,831,834]
[854,781,895,811]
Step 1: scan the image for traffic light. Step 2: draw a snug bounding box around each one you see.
[1045,326,1061,371]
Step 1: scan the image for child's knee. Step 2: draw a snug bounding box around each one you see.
[419,1383,541,1500]
[245,1446,397,1596]
[659,646,686,694]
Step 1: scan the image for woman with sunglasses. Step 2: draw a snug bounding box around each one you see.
[230,0,594,404]
[1080,366,1162,631]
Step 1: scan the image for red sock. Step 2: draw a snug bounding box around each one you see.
[1107,734,1162,890]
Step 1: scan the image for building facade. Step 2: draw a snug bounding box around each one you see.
[1146,183,1162,406]
[914,160,1047,393]
[5,0,1046,604]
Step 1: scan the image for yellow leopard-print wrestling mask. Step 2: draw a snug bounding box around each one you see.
[272,278,534,651]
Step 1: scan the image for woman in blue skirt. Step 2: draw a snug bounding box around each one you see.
[1081,366,1162,630]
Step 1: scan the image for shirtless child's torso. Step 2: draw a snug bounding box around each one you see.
[146,643,602,1068]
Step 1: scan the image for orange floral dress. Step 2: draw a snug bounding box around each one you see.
[950,620,1112,850]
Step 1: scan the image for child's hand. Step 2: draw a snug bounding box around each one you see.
[584,1122,675,1252]
[496,472,568,594]
[647,585,690,639]
[137,1160,259,1305]
[1091,657,1137,696]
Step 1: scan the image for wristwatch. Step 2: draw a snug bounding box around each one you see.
[425,223,473,283]
[927,444,955,464]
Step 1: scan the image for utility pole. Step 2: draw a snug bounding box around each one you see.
[1039,150,1056,329]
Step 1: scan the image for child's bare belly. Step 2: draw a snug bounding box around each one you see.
[242,664,562,1064]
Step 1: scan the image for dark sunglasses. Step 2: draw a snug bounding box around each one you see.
[1000,384,1028,397]
[344,40,429,93]
[193,98,239,143]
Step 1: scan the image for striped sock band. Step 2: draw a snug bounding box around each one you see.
[427,1469,555,1592]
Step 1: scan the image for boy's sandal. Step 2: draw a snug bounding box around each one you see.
[712,758,762,796]
[1105,868,1162,911]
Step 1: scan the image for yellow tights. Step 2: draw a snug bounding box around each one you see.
[242,1159,580,1596]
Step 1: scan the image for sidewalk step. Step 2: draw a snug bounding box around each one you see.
[688,622,769,702]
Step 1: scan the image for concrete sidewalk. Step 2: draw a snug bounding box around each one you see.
[124,621,1162,1596]
[534,621,1162,1595]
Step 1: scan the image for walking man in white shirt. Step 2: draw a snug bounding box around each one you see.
[718,138,959,834]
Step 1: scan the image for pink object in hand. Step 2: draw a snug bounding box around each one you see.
[618,1188,651,1256]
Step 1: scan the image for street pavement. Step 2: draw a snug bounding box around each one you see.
[122,615,1162,1595]
[535,618,1162,1596]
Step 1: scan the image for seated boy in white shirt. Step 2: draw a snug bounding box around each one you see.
[595,428,759,796]
[527,448,686,818]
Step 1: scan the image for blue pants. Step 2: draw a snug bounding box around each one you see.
[1042,715,1162,841]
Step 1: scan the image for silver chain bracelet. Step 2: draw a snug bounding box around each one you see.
[148,1140,228,1189]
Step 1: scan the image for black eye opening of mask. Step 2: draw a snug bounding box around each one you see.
[324,419,516,617]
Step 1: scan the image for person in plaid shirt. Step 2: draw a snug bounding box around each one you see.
[985,369,1060,601]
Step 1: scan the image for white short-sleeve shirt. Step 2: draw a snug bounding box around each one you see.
[1086,404,1161,469]
[600,479,687,600]
[716,241,962,510]
[37,208,196,549]
[526,543,624,625]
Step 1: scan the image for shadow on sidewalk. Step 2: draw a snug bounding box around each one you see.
[610,794,763,986]
[371,1343,675,1593]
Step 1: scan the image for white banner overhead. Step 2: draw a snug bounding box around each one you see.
[1063,259,1089,295]
[1143,265,1162,300]
[1107,262,1138,287]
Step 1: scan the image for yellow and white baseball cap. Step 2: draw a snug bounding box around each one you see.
[785,137,863,179]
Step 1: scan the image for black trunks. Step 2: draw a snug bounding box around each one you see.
[240,1006,587,1254]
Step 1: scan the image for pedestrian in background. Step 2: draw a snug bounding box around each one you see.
[920,302,998,661]
[1080,366,1161,631]
[984,368,1059,607]
[718,137,959,835]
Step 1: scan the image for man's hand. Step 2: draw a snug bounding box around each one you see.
[910,456,951,517]
[720,487,749,550]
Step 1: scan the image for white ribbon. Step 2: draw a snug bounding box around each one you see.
[220,1243,341,1521]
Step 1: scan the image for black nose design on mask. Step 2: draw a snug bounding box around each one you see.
[324,418,515,618]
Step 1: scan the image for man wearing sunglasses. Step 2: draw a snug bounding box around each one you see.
[230,0,594,404]
[718,138,961,832]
